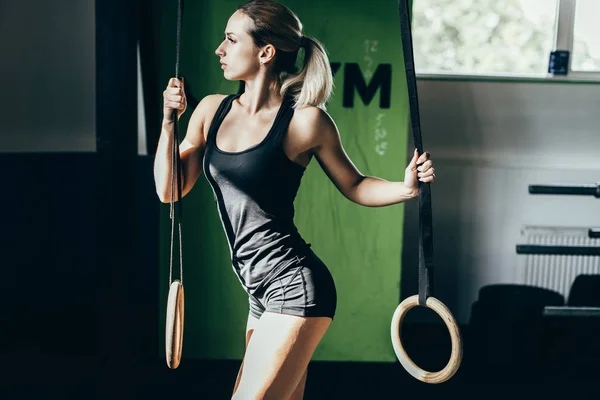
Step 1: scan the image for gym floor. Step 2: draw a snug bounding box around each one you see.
[3,321,599,399]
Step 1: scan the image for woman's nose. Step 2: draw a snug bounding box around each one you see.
[215,45,224,57]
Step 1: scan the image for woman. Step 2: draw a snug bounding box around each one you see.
[154,1,435,398]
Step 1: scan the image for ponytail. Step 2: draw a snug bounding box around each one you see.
[280,36,333,110]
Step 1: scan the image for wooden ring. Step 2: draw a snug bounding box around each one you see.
[390,295,462,383]
[165,280,185,369]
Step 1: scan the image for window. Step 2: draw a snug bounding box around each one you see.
[571,0,600,72]
[412,0,600,80]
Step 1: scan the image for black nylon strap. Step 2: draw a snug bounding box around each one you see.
[398,0,434,306]
[173,0,184,210]
[170,0,184,283]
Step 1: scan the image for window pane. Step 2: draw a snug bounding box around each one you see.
[413,0,558,76]
[571,0,600,72]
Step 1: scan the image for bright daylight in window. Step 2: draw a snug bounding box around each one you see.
[412,0,559,76]
[571,0,600,72]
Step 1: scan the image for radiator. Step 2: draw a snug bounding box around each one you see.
[520,226,600,299]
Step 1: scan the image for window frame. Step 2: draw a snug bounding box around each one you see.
[414,0,600,82]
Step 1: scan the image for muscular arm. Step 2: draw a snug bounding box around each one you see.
[153,94,224,203]
[304,107,419,207]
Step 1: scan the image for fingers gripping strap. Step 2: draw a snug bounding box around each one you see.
[397,0,434,306]
[170,0,184,285]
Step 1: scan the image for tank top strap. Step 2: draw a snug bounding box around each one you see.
[270,96,296,148]
[207,94,240,147]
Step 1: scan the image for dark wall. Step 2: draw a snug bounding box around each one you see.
[1,0,163,393]
[0,1,96,153]
[2,155,97,360]
[0,155,160,383]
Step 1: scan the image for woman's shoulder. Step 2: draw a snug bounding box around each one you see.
[197,93,230,112]
[293,105,333,126]
[188,94,231,140]
[289,105,338,147]
[292,105,336,133]
[191,94,231,122]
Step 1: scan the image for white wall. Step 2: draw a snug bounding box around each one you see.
[402,79,600,324]
[0,0,95,152]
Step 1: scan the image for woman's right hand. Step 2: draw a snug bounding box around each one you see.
[163,77,187,123]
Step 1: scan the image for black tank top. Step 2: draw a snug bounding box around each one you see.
[203,94,312,294]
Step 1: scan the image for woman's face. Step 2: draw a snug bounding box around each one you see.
[215,11,260,81]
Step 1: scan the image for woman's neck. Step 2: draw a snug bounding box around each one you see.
[240,75,282,116]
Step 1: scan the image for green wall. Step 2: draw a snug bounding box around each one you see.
[156,0,410,362]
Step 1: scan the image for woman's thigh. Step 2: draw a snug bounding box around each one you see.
[232,312,331,400]
[232,313,261,394]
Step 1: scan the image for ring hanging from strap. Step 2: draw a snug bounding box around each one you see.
[166,280,185,369]
[392,0,462,383]
[390,295,462,384]
[165,0,185,370]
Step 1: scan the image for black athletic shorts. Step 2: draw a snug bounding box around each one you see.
[248,250,337,320]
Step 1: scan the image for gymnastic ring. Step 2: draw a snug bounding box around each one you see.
[165,280,185,369]
[390,295,462,384]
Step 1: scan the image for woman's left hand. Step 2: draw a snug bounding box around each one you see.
[404,149,435,195]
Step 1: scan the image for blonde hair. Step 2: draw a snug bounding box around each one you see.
[237,0,333,110]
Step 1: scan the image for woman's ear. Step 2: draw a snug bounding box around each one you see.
[259,44,276,65]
